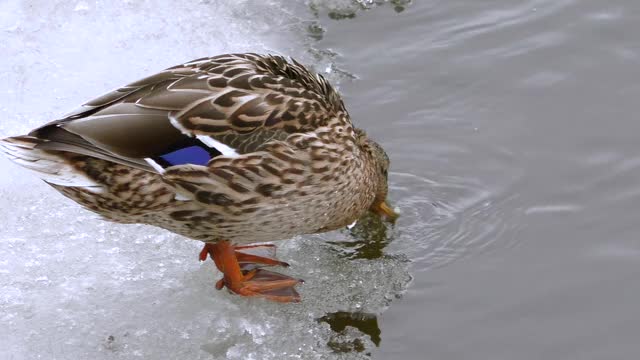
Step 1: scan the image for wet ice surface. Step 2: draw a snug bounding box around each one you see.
[0,183,409,359]
[0,1,413,359]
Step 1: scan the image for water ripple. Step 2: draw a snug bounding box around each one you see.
[389,171,524,271]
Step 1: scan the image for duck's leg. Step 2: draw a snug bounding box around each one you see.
[200,243,291,291]
[200,243,289,267]
[200,241,302,303]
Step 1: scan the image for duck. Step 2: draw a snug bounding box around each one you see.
[0,53,397,302]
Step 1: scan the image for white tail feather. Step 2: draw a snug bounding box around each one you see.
[1,137,104,192]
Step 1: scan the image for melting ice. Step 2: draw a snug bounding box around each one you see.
[0,1,410,359]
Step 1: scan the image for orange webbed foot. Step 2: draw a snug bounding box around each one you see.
[200,241,303,303]
[229,268,303,302]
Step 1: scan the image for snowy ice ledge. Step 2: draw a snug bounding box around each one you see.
[0,1,410,359]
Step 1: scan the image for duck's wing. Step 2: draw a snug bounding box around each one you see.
[30,53,351,173]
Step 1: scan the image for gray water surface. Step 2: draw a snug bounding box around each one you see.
[1,0,640,359]
[321,1,640,358]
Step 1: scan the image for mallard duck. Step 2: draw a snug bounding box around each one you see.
[0,53,397,302]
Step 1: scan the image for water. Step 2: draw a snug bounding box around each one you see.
[1,0,640,359]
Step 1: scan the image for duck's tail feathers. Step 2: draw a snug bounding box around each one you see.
[0,135,102,191]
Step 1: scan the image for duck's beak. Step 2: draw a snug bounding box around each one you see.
[372,200,399,223]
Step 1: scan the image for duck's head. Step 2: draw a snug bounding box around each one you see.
[359,131,399,223]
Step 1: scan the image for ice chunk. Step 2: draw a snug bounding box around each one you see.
[74,1,89,12]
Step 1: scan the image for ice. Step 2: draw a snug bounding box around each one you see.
[0,1,410,359]
[74,1,89,12]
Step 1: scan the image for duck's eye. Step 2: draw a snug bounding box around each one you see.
[382,169,388,177]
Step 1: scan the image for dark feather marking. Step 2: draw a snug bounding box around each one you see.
[265,93,284,105]
[170,210,195,221]
[192,123,229,133]
[208,77,227,88]
[172,181,198,193]
[262,163,282,176]
[184,100,228,120]
[284,88,304,97]
[281,111,295,121]
[230,116,263,129]
[245,166,262,176]
[287,100,300,112]
[223,67,248,77]
[284,125,298,133]
[264,109,280,127]
[168,169,210,178]
[272,151,306,165]
[211,57,236,64]
[293,138,310,150]
[208,66,227,74]
[211,169,234,181]
[232,168,255,181]
[312,165,330,173]
[229,182,250,193]
[196,191,234,206]
[213,90,247,107]
[249,76,264,88]
[283,167,305,176]
[240,100,268,118]
[230,99,267,128]
[228,74,253,90]
[241,198,259,205]
[255,184,282,197]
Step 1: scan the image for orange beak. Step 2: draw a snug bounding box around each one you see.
[372,200,399,223]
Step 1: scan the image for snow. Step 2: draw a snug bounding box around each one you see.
[0,1,410,358]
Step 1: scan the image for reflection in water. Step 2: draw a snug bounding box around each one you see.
[327,212,393,260]
[318,311,381,354]
[328,11,356,21]
[306,0,413,41]
[309,0,412,21]
[388,0,412,13]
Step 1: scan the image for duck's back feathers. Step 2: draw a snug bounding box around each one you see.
[25,54,352,173]
[1,54,378,242]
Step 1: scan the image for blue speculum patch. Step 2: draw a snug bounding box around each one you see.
[159,145,211,166]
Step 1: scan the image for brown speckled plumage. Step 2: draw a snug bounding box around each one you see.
[1,53,392,246]
[1,53,398,302]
